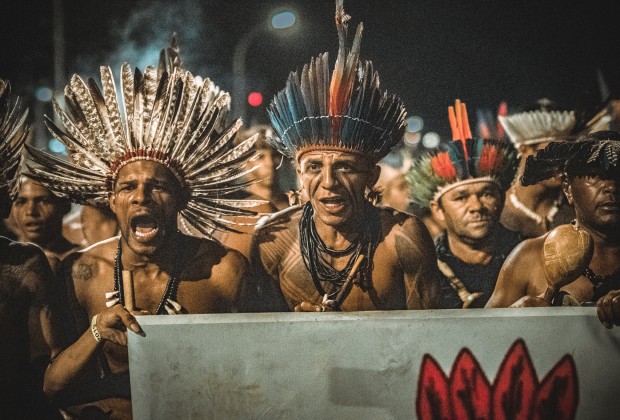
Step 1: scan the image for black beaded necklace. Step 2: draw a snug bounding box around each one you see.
[113,239,181,315]
[299,202,381,299]
[584,267,620,300]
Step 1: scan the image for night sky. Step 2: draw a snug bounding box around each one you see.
[1,0,619,143]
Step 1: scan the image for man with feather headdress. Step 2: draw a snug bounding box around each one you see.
[486,130,620,329]
[26,54,264,415]
[407,100,521,309]
[0,79,65,418]
[249,0,441,313]
[498,98,610,238]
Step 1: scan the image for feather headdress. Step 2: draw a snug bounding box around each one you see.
[498,98,610,147]
[0,79,29,201]
[267,0,406,162]
[25,56,264,237]
[522,130,620,186]
[408,100,519,208]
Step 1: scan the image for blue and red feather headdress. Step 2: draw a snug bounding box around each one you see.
[267,0,406,162]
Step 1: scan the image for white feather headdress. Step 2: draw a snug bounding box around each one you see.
[498,110,576,146]
[0,79,29,200]
[25,62,264,237]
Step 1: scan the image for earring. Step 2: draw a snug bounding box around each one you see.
[366,188,381,206]
[286,189,302,206]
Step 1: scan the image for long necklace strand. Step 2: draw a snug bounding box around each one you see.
[584,267,620,300]
[299,202,381,299]
[509,188,561,226]
[113,239,181,315]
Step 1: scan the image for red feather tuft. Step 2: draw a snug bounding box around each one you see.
[431,152,458,181]
[479,144,502,175]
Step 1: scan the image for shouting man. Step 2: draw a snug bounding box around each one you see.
[26,62,261,417]
[248,0,441,313]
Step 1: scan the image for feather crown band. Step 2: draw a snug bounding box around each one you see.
[498,98,610,147]
[25,42,264,237]
[407,100,519,208]
[521,130,620,186]
[267,0,406,162]
[0,79,29,200]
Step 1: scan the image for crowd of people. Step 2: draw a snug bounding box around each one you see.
[2,0,620,418]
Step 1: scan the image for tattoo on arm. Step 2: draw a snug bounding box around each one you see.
[74,264,93,282]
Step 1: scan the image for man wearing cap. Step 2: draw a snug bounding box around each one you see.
[408,100,521,308]
[486,130,620,329]
[248,1,441,313]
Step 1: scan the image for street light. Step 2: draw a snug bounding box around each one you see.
[231,9,298,123]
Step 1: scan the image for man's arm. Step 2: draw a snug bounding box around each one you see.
[395,216,442,309]
[19,243,66,361]
[485,238,544,308]
[43,255,144,403]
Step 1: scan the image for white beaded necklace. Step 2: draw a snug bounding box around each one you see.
[509,189,560,226]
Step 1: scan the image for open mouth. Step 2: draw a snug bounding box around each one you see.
[130,214,160,241]
[319,196,347,212]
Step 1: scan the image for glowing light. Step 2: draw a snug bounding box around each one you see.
[248,92,263,107]
[35,86,53,102]
[422,132,441,149]
[48,138,66,154]
[406,116,423,133]
[271,11,296,29]
[404,131,421,147]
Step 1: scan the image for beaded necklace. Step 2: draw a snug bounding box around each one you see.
[509,188,561,226]
[113,239,181,315]
[583,267,620,301]
[299,202,381,299]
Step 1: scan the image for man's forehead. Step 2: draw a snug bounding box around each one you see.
[300,151,371,164]
[447,181,498,196]
[115,160,177,183]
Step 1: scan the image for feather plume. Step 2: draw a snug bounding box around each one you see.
[267,0,405,162]
[24,38,261,237]
[0,79,29,200]
[408,100,519,208]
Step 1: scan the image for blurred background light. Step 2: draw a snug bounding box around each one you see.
[248,91,263,107]
[406,116,423,133]
[35,86,53,102]
[421,132,441,149]
[271,11,296,29]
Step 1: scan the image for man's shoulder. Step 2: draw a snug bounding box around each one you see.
[188,235,247,268]
[254,205,302,243]
[72,236,118,264]
[378,207,427,238]
[0,236,48,265]
[503,233,546,269]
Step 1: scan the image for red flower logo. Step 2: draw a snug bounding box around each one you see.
[416,339,578,419]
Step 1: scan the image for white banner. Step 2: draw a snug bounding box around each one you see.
[128,308,620,419]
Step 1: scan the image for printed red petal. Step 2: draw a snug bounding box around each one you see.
[416,354,452,420]
[492,339,538,420]
[449,348,491,419]
[531,355,578,420]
